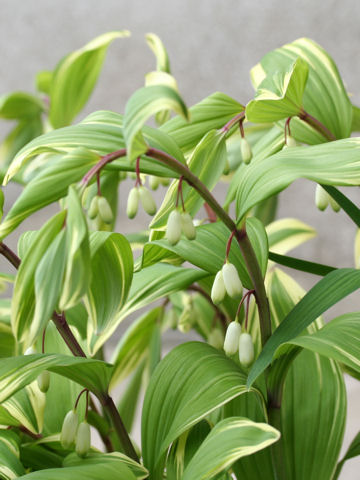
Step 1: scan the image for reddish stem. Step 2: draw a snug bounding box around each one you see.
[239,116,245,138]
[222,111,245,133]
[135,156,142,186]
[225,230,236,261]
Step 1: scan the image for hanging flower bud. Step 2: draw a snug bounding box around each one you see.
[166,209,182,245]
[127,187,139,219]
[160,177,170,186]
[139,186,157,216]
[87,196,99,220]
[149,175,160,190]
[181,212,196,240]
[165,308,178,329]
[37,371,50,393]
[239,332,255,367]
[75,421,91,458]
[223,159,230,176]
[329,196,341,213]
[222,263,243,299]
[97,196,113,224]
[315,184,329,211]
[285,135,297,148]
[211,270,226,305]
[208,328,225,349]
[223,321,241,356]
[240,138,252,165]
[61,410,79,449]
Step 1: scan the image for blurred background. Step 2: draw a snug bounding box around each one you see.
[1,1,360,478]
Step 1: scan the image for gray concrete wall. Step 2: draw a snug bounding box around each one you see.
[1,1,360,478]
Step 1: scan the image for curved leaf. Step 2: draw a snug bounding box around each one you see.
[248,268,360,387]
[236,138,360,222]
[266,218,316,255]
[182,417,279,480]
[0,147,99,239]
[0,92,44,120]
[124,85,189,162]
[246,58,309,123]
[143,217,267,289]
[84,232,133,335]
[49,31,130,128]
[141,342,263,479]
[0,354,113,402]
[250,38,352,139]
[146,33,170,73]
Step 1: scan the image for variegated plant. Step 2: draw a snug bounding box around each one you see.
[0,31,359,480]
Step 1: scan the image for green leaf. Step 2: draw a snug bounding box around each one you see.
[84,232,133,336]
[146,33,170,73]
[35,70,53,95]
[285,312,360,373]
[124,85,189,162]
[30,231,67,343]
[0,92,44,119]
[110,307,161,388]
[268,252,336,276]
[59,186,90,310]
[0,431,25,479]
[0,147,99,239]
[143,218,267,289]
[321,184,360,228]
[236,138,360,222]
[248,268,360,387]
[266,269,346,480]
[49,31,130,128]
[11,211,66,345]
[250,38,352,139]
[246,58,309,123]
[88,264,207,354]
[117,360,146,433]
[0,354,113,402]
[150,129,227,229]
[334,431,360,479]
[266,218,316,254]
[182,417,279,480]
[2,384,45,434]
[352,104,360,132]
[17,459,136,480]
[141,342,263,479]
[161,92,244,154]
[3,111,184,184]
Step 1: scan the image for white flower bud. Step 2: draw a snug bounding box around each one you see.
[37,371,50,393]
[24,346,36,355]
[87,196,99,220]
[329,196,341,213]
[239,333,255,367]
[223,321,241,356]
[139,186,157,216]
[285,135,297,147]
[211,270,226,305]
[222,263,243,299]
[240,138,252,165]
[76,421,91,458]
[166,210,182,245]
[208,328,225,350]
[127,187,139,219]
[97,196,113,224]
[61,410,79,449]
[315,185,329,211]
[181,212,196,240]
[149,175,160,190]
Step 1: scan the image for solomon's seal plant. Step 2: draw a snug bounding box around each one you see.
[0,30,359,480]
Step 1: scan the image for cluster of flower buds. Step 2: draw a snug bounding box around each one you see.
[149,175,170,190]
[223,320,255,367]
[127,186,157,219]
[315,184,340,212]
[61,409,91,457]
[211,262,243,304]
[88,194,114,229]
[166,209,196,245]
[240,137,253,165]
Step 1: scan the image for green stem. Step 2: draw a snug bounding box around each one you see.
[0,243,138,462]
